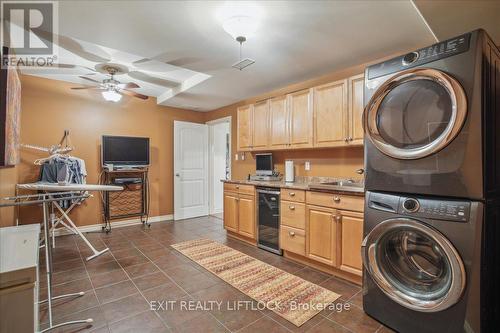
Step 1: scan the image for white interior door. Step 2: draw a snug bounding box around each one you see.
[209,121,230,214]
[174,121,209,220]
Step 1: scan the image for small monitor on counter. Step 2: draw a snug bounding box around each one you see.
[255,153,273,175]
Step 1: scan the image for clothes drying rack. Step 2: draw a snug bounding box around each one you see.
[0,191,93,332]
[19,131,122,261]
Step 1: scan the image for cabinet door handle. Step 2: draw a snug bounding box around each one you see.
[289,231,295,237]
[348,137,353,141]
[333,196,341,203]
[344,137,349,142]
[335,215,341,222]
[289,192,295,197]
[235,185,240,189]
[289,205,295,210]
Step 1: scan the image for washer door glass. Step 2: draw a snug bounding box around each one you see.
[364,68,467,159]
[362,219,466,312]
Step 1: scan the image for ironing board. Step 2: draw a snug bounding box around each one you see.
[17,182,122,261]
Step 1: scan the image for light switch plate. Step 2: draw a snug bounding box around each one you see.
[305,161,311,171]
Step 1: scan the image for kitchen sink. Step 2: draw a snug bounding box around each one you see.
[309,179,364,192]
[319,180,364,188]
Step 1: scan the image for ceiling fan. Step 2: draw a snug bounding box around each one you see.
[71,65,148,102]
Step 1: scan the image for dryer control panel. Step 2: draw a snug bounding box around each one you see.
[399,196,471,222]
[367,32,472,80]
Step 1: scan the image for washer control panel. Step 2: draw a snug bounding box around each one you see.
[399,196,470,222]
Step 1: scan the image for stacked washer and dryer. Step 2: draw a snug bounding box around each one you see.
[361,30,500,333]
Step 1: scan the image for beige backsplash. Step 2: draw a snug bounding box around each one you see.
[232,146,364,181]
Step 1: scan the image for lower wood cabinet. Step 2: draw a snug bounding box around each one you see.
[338,210,363,276]
[306,205,338,266]
[223,192,239,233]
[280,225,305,256]
[237,195,256,239]
[223,188,256,240]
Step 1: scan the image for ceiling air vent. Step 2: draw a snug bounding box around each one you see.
[232,58,255,71]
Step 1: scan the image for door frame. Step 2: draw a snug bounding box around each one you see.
[206,116,232,215]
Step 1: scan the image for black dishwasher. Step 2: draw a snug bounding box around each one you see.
[257,187,282,255]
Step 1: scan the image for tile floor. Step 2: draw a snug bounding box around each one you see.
[38,215,392,333]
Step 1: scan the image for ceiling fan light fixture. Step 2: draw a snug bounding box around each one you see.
[102,90,122,102]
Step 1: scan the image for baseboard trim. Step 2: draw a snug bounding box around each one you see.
[54,214,174,236]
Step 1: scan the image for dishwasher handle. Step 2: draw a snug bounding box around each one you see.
[256,188,281,195]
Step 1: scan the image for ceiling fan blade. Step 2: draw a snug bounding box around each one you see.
[117,82,140,89]
[79,76,101,84]
[119,89,149,100]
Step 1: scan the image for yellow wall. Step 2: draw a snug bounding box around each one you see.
[0,165,18,227]
[16,75,205,226]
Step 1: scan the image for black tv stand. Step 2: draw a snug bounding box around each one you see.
[100,168,149,232]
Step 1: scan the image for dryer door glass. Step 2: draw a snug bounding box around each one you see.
[364,68,467,160]
[362,218,466,312]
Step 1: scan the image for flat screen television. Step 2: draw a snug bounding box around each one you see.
[102,135,150,167]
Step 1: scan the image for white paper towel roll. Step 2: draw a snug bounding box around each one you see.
[285,160,294,182]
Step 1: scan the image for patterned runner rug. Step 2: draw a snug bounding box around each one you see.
[171,238,340,327]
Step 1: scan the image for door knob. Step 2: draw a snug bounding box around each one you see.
[289,231,295,237]
[289,205,295,210]
[289,192,295,197]
[335,215,341,222]
[348,137,353,141]
[333,196,341,203]
[344,137,349,142]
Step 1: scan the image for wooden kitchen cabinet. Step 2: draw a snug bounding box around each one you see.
[223,184,256,241]
[252,100,270,150]
[306,205,338,266]
[238,194,256,239]
[236,74,363,151]
[338,210,364,276]
[312,74,364,148]
[348,74,365,145]
[313,79,348,147]
[237,104,253,151]
[288,89,313,148]
[223,192,239,233]
[269,95,289,149]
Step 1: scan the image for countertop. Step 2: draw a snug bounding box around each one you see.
[222,176,365,196]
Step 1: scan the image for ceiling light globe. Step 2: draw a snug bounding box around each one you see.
[102,90,122,102]
[222,15,258,41]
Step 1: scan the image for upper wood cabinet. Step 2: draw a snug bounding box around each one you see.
[348,74,365,145]
[252,100,270,150]
[236,74,364,151]
[237,104,253,151]
[288,89,313,148]
[269,95,289,149]
[313,79,348,147]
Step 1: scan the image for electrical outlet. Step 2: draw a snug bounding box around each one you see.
[235,154,239,161]
[305,161,311,171]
